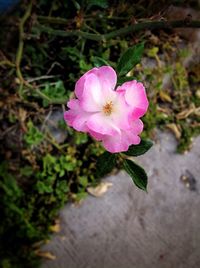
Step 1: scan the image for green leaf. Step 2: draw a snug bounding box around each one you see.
[117,76,137,85]
[79,176,88,188]
[20,166,33,177]
[74,132,88,145]
[96,151,116,178]
[123,159,148,191]
[36,181,53,194]
[117,42,144,76]
[87,0,108,9]
[91,56,110,67]
[124,139,153,157]
[24,121,44,146]
[71,0,81,10]
[41,80,68,107]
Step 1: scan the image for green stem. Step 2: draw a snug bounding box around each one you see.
[105,20,200,39]
[37,15,69,25]
[33,25,105,41]
[33,20,200,41]
[37,15,130,25]
[14,2,61,104]
[16,1,33,83]
[0,60,15,68]
[45,133,64,152]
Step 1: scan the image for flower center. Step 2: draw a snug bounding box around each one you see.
[102,101,113,116]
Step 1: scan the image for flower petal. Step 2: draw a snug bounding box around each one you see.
[101,119,143,153]
[75,68,99,99]
[110,93,131,130]
[88,129,104,141]
[131,119,144,134]
[118,80,149,118]
[86,113,121,136]
[80,73,104,112]
[64,110,76,127]
[67,99,79,109]
[75,66,117,100]
[64,99,79,126]
[96,66,117,91]
[64,99,90,132]
[72,114,90,132]
[102,134,130,153]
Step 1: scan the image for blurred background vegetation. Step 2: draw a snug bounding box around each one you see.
[0,0,200,267]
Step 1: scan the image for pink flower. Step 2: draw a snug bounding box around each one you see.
[64,66,148,153]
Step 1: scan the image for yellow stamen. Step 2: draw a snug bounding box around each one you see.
[103,101,113,116]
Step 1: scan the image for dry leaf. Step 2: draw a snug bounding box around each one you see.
[15,77,20,84]
[195,89,200,98]
[176,106,200,120]
[166,123,181,139]
[19,108,27,122]
[35,250,56,260]
[32,240,49,249]
[49,220,61,233]
[157,105,172,115]
[87,182,113,197]
[19,108,27,131]
[149,34,159,45]
[159,91,172,103]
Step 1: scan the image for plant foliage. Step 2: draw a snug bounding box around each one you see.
[0,0,199,267]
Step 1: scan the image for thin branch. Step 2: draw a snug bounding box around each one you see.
[105,20,200,40]
[33,24,104,41]
[16,1,33,83]
[15,2,61,104]
[33,19,200,41]
[37,15,129,25]
[27,75,58,83]
[37,15,69,25]
[0,60,15,68]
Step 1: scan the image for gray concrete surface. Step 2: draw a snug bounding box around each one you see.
[42,131,200,268]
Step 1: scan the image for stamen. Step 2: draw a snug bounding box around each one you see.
[103,101,113,116]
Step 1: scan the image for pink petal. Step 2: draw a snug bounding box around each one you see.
[102,134,130,153]
[86,113,121,136]
[64,99,90,132]
[88,129,104,141]
[131,119,144,135]
[117,80,138,91]
[101,119,143,153]
[64,110,76,127]
[80,67,118,112]
[64,99,80,126]
[118,80,149,118]
[75,66,117,99]
[75,76,85,99]
[96,66,117,91]
[80,73,104,112]
[110,93,131,131]
[72,114,90,132]
[67,99,79,109]
[123,130,141,145]
[75,68,98,99]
